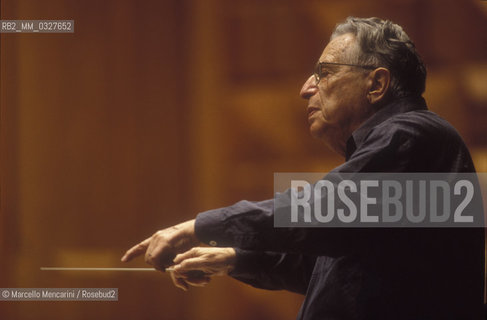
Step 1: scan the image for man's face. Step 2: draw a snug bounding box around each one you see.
[300,33,372,155]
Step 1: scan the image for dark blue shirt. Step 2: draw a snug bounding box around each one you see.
[195,97,485,320]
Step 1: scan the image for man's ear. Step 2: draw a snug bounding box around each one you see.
[367,68,390,104]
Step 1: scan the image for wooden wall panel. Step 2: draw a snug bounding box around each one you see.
[1,0,486,319]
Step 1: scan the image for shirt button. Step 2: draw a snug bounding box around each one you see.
[209,240,217,246]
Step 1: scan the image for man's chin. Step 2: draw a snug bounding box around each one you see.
[309,123,327,139]
[309,126,344,155]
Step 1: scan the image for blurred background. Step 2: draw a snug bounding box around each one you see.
[1,0,486,319]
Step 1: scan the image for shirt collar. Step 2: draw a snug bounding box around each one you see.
[345,96,428,160]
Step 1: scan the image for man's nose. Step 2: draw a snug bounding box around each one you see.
[300,75,318,99]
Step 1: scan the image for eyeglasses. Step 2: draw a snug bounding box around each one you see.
[314,61,377,84]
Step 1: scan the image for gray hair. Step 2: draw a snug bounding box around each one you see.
[331,17,426,99]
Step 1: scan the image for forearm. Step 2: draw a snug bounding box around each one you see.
[195,198,376,257]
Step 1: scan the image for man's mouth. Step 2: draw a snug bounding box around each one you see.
[307,107,320,117]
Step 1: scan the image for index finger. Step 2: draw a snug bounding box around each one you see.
[121,237,151,262]
[174,256,209,272]
[173,248,201,264]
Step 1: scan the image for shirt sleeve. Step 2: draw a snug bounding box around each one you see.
[195,198,380,256]
[228,248,317,295]
[194,119,457,256]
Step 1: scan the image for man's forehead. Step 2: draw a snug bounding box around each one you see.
[319,33,356,63]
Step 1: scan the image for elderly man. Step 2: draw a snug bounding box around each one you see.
[122,17,485,319]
